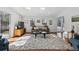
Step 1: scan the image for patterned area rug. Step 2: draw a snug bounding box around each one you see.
[9,34,73,51]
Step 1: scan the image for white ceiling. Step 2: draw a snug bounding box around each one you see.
[11,7,66,16]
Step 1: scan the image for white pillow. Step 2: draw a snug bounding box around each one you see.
[34,27,38,29]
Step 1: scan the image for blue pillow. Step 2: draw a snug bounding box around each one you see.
[74,34,79,40]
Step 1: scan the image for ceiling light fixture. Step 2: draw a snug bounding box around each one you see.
[25,7,31,10]
[40,7,45,10]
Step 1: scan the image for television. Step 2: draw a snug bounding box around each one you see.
[17,22,24,29]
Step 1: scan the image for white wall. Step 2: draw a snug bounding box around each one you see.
[9,14,21,37]
[58,8,79,32]
[22,16,57,32]
[0,7,22,37]
[47,16,57,32]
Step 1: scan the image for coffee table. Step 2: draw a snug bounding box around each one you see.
[33,31,47,38]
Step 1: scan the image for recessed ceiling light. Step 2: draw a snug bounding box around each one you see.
[25,7,31,10]
[40,7,45,10]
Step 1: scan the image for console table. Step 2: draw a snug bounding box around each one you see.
[14,28,25,37]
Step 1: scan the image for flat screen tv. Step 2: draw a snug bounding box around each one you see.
[17,22,24,28]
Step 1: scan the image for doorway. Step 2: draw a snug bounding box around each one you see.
[0,12,10,38]
[57,16,64,38]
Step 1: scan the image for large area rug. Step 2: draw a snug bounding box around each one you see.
[9,34,73,51]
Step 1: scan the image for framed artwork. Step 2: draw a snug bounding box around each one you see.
[42,19,47,25]
[37,19,40,23]
[57,16,64,27]
[57,19,61,26]
[30,20,35,26]
[49,20,52,25]
[42,19,44,24]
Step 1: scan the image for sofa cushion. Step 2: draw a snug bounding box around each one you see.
[70,38,79,50]
[74,34,79,40]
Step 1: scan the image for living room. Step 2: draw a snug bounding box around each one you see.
[1,7,79,51]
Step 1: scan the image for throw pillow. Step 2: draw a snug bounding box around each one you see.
[74,34,79,40]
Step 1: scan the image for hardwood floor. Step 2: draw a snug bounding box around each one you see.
[10,49,71,51]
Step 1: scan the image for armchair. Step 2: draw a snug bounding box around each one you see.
[0,38,9,51]
[69,34,79,51]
